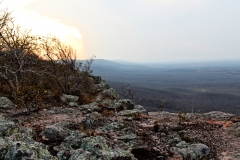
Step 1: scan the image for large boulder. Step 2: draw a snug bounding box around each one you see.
[0,97,16,109]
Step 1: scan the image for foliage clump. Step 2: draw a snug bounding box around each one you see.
[0,8,95,113]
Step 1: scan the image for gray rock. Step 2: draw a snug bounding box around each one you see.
[54,130,86,152]
[0,120,16,137]
[61,94,79,107]
[134,105,146,111]
[0,138,8,159]
[117,133,138,141]
[163,133,181,144]
[93,78,110,91]
[176,141,189,148]
[0,97,16,109]
[203,111,235,121]
[2,127,57,160]
[5,141,57,160]
[98,99,115,109]
[6,127,34,143]
[97,122,125,133]
[101,88,119,100]
[85,112,102,119]
[41,124,70,142]
[178,130,197,142]
[172,143,210,160]
[97,122,144,150]
[114,99,135,110]
[58,148,96,160]
[189,143,210,156]
[81,136,134,159]
[0,114,5,120]
[79,102,101,113]
[81,136,110,157]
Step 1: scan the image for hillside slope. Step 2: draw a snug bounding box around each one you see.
[0,78,240,159]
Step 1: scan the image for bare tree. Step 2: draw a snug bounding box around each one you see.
[0,5,11,30]
[0,10,49,112]
[0,7,95,113]
[40,36,94,95]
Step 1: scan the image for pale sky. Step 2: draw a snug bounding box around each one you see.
[1,0,240,62]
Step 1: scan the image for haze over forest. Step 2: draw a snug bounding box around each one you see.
[91,59,240,115]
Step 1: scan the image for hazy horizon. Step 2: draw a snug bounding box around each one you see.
[85,58,240,65]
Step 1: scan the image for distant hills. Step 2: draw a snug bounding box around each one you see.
[87,59,240,115]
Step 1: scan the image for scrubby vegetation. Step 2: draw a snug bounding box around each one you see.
[0,8,95,113]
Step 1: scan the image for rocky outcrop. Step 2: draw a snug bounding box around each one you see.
[0,116,56,159]
[4,141,56,160]
[0,79,239,159]
[0,97,16,109]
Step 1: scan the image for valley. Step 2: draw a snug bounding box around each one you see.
[91,59,240,115]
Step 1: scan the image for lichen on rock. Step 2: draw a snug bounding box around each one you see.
[0,97,16,109]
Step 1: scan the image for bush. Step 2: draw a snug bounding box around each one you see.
[0,8,95,113]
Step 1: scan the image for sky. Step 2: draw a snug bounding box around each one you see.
[1,0,240,63]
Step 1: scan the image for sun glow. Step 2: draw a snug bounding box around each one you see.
[1,0,85,59]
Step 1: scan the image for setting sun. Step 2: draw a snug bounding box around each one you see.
[1,0,85,59]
